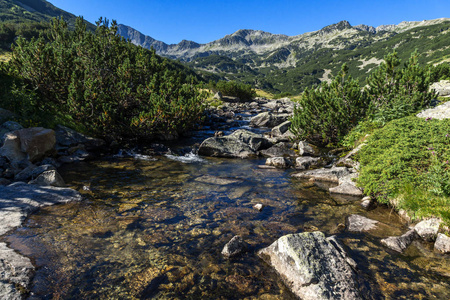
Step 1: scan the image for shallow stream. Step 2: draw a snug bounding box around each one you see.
[2,124,450,299]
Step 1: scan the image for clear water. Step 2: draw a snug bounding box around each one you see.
[3,151,450,299]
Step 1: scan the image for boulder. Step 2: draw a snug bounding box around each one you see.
[271,121,291,137]
[298,141,320,156]
[0,121,23,144]
[1,127,56,163]
[13,164,37,182]
[198,129,272,158]
[360,196,374,210]
[381,229,418,253]
[258,232,362,300]
[0,242,33,296]
[249,112,290,128]
[295,156,321,170]
[329,182,363,196]
[434,233,450,253]
[260,142,296,157]
[213,91,223,100]
[222,235,247,258]
[29,170,66,187]
[265,157,292,169]
[292,166,351,183]
[347,214,378,232]
[414,218,441,242]
[55,125,104,151]
[430,80,450,97]
[417,101,450,120]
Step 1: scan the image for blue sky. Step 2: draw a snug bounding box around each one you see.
[48,0,450,45]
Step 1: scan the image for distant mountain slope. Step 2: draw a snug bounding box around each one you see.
[0,0,94,29]
[119,18,450,94]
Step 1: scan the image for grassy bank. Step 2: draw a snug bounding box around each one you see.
[356,116,450,225]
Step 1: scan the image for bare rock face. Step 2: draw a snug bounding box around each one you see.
[222,235,247,258]
[258,232,363,300]
[381,229,418,253]
[414,218,441,242]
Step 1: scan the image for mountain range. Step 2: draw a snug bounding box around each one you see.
[118,18,450,94]
[1,0,450,94]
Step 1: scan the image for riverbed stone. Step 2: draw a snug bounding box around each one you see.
[222,235,247,258]
[298,141,320,156]
[55,125,104,150]
[329,182,363,196]
[198,129,272,158]
[360,196,374,210]
[271,121,291,137]
[0,241,33,293]
[29,170,66,187]
[258,232,362,300]
[434,233,450,253]
[295,156,321,170]
[381,229,418,253]
[195,175,242,185]
[249,112,290,128]
[265,157,292,169]
[347,214,379,232]
[260,142,295,158]
[292,166,351,183]
[414,218,441,242]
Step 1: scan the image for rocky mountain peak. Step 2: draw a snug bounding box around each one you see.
[319,20,352,34]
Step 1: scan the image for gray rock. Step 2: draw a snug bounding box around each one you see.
[260,142,296,157]
[381,229,418,253]
[430,80,450,97]
[194,175,242,185]
[249,112,290,128]
[198,129,272,158]
[0,121,23,144]
[347,214,379,232]
[271,121,291,137]
[292,166,351,183]
[414,218,441,241]
[29,170,66,187]
[258,232,362,300]
[30,164,56,178]
[417,101,450,120]
[55,125,104,150]
[335,143,366,168]
[1,127,56,163]
[222,235,247,258]
[13,164,37,182]
[213,91,223,100]
[265,157,292,168]
[360,196,374,210]
[253,203,264,211]
[329,182,363,196]
[294,156,321,170]
[0,182,81,298]
[298,141,320,156]
[0,182,81,236]
[434,233,450,253]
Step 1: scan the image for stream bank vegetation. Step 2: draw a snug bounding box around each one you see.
[1,17,206,141]
[291,49,450,225]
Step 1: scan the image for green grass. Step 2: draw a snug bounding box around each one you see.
[356,116,450,225]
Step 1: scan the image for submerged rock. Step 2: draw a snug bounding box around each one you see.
[222,235,247,258]
[381,229,418,253]
[258,232,363,300]
[347,214,379,232]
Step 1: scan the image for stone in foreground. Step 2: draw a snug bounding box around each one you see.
[329,182,363,196]
[381,229,418,253]
[258,232,363,300]
[222,235,247,258]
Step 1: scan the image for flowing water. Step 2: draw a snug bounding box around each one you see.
[2,124,450,299]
